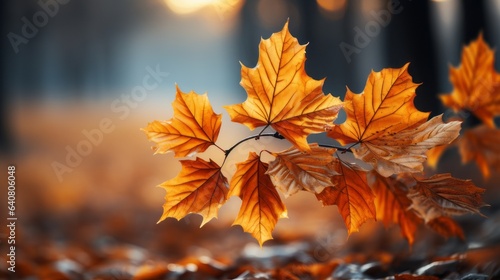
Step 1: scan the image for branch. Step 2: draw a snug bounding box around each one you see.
[224,132,284,157]
[223,131,352,157]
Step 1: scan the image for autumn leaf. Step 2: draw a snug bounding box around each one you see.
[426,144,449,169]
[440,34,500,128]
[328,64,426,144]
[266,144,338,197]
[229,152,287,246]
[143,23,488,249]
[327,64,461,176]
[157,157,228,226]
[369,172,422,246]
[429,35,500,177]
[408,174,487,222]
[316,161,375,235]
[354,115,461,177]
[458,125,500,178]
[143,85,222,157]
[427,216,465,240]
[224,21,343,151]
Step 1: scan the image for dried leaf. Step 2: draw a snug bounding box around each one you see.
[158,157,228,226]
[267,143,338,197]
[353,115,461,177]
[327,64,461,176]
[408,174,487,222]
[143,85,222,157]
[229,152,288,246]
[369,172,422,246]
[225,21,343,151]
[316,161,375,235]
[440,34,500,128]
[458,125,500,178]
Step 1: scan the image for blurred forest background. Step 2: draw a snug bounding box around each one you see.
[1,0,500,278]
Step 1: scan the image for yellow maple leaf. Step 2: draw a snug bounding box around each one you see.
[229,152,287,246]
[266,143,338,197]
[440,34,500,128]
[327,64,461,176]
[316,161,375,235]
[224,21,343,151]
[158,157,228,226]
[143,85,222,157]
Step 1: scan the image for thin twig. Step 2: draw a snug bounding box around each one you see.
[318,143,353,153]
[224,132,284,157]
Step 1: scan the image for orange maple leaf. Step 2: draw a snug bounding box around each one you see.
[327,64,461,176]
[229,152,287,246]
[440,34,500,128]
[369,172,422,246]
[427,124,500,179]
[316,161,375,235]
[458,125,500,178]
[266,144,338,197]
[426,144,449,169]
[143,85,222,157]
[224,21,343,151]
[408,174,487,222]
[427,216,465,240]
[157,157,228,226]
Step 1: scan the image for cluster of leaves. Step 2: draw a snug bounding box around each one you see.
[143,21,488,246]
[428,34,500,179]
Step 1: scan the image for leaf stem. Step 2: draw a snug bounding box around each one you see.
[213,143,226,154]
[257,124,271,137]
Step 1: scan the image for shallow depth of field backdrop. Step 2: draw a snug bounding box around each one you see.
[1,0,500,279]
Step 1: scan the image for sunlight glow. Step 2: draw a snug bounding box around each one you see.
[164,0,241,15]
[316,0,346,13]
